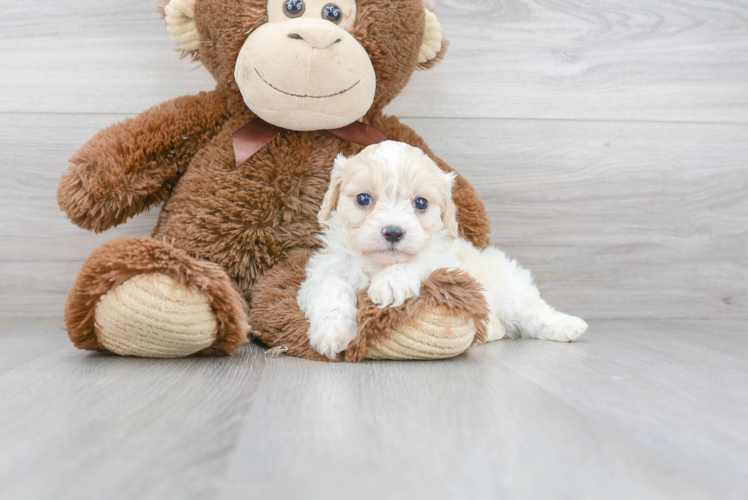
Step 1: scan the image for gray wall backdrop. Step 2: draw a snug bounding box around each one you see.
[1,0,746,319]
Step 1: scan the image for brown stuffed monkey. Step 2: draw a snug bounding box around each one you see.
[58,0,492,361]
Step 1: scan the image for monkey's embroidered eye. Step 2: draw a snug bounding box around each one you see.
[356,194,372,207]
[321,3,342,24]
[413,198,428,211]
[284,0,305,18]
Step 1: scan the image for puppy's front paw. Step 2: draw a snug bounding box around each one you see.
[545,314,588,343]
[368,270,421,308]
[308,313,358,360]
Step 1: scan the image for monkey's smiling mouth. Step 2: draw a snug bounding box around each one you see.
[255,69,360,99]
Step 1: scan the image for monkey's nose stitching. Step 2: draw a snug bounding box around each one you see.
[287,33,303,40]
[383,226,405,243]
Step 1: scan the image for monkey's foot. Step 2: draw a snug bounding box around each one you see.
[250,250,489,362]
[95,273,218,358]
[346,268,489,361]
[65,237,250,357]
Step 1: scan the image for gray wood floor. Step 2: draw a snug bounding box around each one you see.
[1,317,746,500]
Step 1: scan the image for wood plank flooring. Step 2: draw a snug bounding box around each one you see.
[0,317,746,499]
[2,1,748,122]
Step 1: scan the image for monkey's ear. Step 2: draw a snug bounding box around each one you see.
[163,0,200,52]
[417,7,448,70]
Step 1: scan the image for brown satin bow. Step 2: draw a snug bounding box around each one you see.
[231,118,388,168]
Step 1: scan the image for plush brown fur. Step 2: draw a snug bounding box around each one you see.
[248,249,330,361]
[58,0,490,358]
[250,250,489,362]
[58,91,229,233]
[65,237,250,355]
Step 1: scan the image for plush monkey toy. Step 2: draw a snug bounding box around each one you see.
[58,0,492,361]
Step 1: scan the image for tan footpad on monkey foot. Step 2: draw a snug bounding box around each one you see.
[250,250,490,362]
[364,306,478,360]
[95,273,218,358]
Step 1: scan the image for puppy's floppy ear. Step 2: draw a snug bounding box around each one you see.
[441,171,459,239]
[318,154,348,223]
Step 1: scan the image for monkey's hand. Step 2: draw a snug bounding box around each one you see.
[58,91,228,233]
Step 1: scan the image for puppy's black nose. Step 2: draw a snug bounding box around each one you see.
[383,226,405,243]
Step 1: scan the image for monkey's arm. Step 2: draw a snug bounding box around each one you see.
[58,91,229,233]
[373,115,492,248]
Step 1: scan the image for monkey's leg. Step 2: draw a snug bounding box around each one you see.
[250,250,490,362]
[65,237,249,357]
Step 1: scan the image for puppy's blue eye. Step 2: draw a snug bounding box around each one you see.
[356,194,372,207]
[413,198,428,211]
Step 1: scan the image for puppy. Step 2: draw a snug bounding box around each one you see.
[298,141,588,359]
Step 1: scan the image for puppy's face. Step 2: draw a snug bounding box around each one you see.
[319,141,458,265]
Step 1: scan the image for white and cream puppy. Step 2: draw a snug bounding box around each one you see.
[298,141,588,359]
